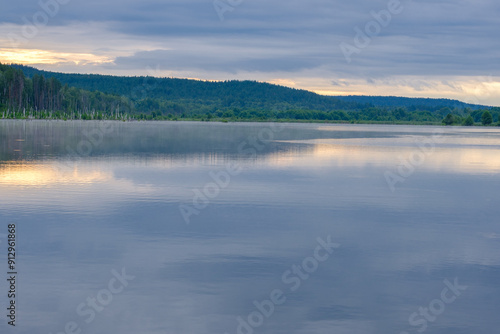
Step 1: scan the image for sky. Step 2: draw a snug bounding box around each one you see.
[0,0,499,106]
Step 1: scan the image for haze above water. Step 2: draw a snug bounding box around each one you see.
[1,121,499,334]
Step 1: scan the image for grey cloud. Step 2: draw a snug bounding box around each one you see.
[331,80,350,87]
[112,48,324,73]
[1,0,499,86]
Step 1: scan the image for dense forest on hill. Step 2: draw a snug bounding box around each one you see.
[335,95,487,110]
[0,63,132,120]
[13,64,488,112]
[12,64,361,112]
[2,63,499,125]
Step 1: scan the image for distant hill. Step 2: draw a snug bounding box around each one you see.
[11,64,490,112]
[334,95,487,110]
[3,63,496,124]
[11,64,359,112]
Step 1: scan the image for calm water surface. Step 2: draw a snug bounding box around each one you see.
[1,120,499,334]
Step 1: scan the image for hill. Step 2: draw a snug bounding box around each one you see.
[11,64,359,113]
[11,64,489,112]
[2,63,498,124]
[335,95,487,110]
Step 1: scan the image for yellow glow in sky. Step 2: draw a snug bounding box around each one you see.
[1,48,499,106]
[0,48,113,66]
[308,77,500,106]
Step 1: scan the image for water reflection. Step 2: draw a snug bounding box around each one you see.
[269,140,500,174]
[0,120,499,334]
[0,162,111,186]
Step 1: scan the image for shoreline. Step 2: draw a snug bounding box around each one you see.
[0,118,495,128]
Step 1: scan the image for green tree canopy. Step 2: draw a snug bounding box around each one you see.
[482,111,493,125]
[442,113,455,125]
[462,115,474,126]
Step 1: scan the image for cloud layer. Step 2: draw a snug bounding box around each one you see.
[1,0,499,105]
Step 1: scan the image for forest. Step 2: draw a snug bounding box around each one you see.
[0,63,132,120]
[1,63,499,125]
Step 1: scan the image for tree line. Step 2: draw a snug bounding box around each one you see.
[1,63,132,120]
[1,62,499,125]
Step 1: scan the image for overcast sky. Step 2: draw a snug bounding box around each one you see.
[1,0,499,105]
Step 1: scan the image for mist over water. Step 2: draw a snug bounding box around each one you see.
[1,120,499,334]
